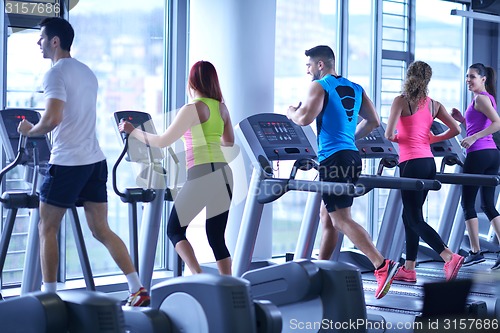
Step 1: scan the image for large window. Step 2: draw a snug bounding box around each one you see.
[415,0,465,229]
[66,0,166,278]
[2,24,52,286]
[1,0,166,287]
[273,0,338,255]
[346,0,375,243]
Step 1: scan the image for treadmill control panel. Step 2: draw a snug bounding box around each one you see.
[113,111,164,162]
[0,109,51,165]
[356,124,398,160]
[237,113,316,162]
[430,121,457,157]
[236,113,400,170]
[254,121,301,146]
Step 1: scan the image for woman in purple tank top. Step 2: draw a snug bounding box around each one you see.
[451,63,500,270]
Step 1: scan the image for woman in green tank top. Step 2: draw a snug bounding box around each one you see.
[120,60,235,275]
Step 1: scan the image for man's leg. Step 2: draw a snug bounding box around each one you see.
[84,201,149,306]
[83,201,136,275]
[318,203,338,260]
[330,207,398,299]
[329,206,384,269]
[39,202,66,291]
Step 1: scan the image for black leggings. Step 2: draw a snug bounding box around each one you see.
[166,163,233,261]
[462,149,500,221]
[167,208,231,260]
[399,158,446,261]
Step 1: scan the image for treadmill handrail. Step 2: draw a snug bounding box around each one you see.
[0,135,27,185]
[112,135,130,199]
[256,175,441,204]
[358,175,441,191]
[435,173,500,187]
[257,178,356,204]
[111,135,157,203]
[287,179,357,195]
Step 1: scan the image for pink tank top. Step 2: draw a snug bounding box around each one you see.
[396,97,434,163]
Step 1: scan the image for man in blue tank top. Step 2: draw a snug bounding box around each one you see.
[287,45,398,299]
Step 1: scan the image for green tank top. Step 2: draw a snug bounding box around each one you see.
[182,97,226,168]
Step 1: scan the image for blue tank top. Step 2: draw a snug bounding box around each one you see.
[316,74,363,162]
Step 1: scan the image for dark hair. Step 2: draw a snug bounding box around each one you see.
[402,60,432,106]
[305,45,335,69]
[39,17,74,52]
[188,61,223,102]
[469,63,497,102]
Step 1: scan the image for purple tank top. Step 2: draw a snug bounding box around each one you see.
[465,91,497,153]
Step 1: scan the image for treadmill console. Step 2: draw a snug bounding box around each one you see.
[355,123,398,160]
[236,114,402,172]
[0,109,51,165]
[430,121,464,163]
[255,120,302,146]
[236,113,317,162]
[113,111,164,163]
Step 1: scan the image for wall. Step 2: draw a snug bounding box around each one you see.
[189,0,277,260]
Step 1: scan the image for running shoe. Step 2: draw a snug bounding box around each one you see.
[444,254,464,281]
[393,266,417,283]
[491,253,500,270]
[374,259,399,299]
[462,251,485,267]
[125,287,150,307]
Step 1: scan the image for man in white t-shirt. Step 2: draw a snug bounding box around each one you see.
[17,17,149,306]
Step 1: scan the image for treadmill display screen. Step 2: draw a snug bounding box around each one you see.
[253,121,301,146]
[3,114,42,138]
[0,109,51,164]
[357,128,385,144]
[430,121,454,154]
[121,114,148,128]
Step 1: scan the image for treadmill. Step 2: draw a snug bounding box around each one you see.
[232,113,442,330]
[366,121,500,322]
[280,118,494,328]
[232,113,439,277]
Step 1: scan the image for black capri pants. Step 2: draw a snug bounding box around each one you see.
[399,157,447,261]
[462,149,500,221]
[166,162,233,261]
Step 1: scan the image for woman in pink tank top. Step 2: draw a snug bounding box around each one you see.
[451,63,500,270]
[385,61,462,282]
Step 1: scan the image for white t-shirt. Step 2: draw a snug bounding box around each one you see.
[43,58,106,166]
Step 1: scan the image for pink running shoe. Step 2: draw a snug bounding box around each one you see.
[444,254,464,281]
[374,259,399,299]
[394,266,417,283]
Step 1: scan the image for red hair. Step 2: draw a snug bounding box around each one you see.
[188,61,223,102]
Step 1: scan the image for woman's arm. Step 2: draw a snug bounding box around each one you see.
[384,96,403,142]
[451,107,465,124]
[220,103,234,147]
[431,102,461,144]
[460,94,500,148]
[119,103,198,148]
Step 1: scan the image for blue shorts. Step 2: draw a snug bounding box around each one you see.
[40,160,108,208]
[319,150,362,212]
